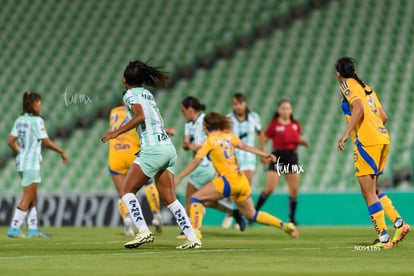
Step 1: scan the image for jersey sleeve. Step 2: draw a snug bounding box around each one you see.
[343,79,363,105]
[184,122,191,136]
[34,117,48,139]
[10,119,18,137]
[195,137,212,159]
[297,122,302,135]
[123,90,140,107]
[253,112,262,132]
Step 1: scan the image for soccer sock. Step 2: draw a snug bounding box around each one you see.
[255,192,268,211]
[189,199,205,232]
[122,193,150,233]
[168,199,198,242]
[368,201,389,242]
[288,197,297,222]
[10,207,27,229]
[232,209,244,222]
[27,207,38,230]
[117,199,129,220]
[145,182,161,215]
[378,193,403,228]
[253,210,283,229]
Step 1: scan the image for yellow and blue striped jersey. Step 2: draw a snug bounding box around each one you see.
[339,78,390,146]
[109,106,140,154]
[195,131,242,177]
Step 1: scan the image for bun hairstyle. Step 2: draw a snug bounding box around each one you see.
[335,57,372,94]
[22,92,41,115]
[124,60,169,88]
[203,112,231,131]
[181,96,206,111]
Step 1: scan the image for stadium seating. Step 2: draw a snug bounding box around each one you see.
[1,0,413,194]
[0,0,298,154]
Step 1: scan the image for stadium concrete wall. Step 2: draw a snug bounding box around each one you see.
[0,192,412,227]
[202,192,414,226]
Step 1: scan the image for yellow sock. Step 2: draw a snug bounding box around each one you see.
[378,192,401,224]
[368,201,388,240]
[190,201,205,231]
[145,182,160,215]
[254,211,283,229]
[118,199,129,219]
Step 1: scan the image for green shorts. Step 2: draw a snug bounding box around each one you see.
[134,144,177,178]
[18,170,41,187]
[189,164,216,190]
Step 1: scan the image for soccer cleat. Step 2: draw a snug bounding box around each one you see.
[373,238,393,249]
[233,210,246,232]
[124,231,154,249]
[392,222,410,244]
[176,239,202,249]
[152,214,163,233]
[123,217,135,237]
[222,214,233,229]
[7,227,26,238]
[283,222,299,238]
[27,229,51,238]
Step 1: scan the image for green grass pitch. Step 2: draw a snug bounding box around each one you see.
[0,226,412,275]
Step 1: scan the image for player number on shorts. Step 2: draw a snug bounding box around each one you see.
[157,133,168,142]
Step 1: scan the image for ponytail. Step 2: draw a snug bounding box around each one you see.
[124,60,169,88]
[335,57,372,94]
[352,73,372,95]
[181,96,206,111]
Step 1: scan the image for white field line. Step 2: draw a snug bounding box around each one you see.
[0,246,366,260]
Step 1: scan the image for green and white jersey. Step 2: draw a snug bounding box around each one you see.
[10,113,48,171]
[184,113,212,167]
[227,111,261,170]
[123,87,171,148]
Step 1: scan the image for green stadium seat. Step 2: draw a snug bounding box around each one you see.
[1,0,413,194]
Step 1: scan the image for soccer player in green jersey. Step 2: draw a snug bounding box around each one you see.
[7,92,68,238]
[102,61,200,250]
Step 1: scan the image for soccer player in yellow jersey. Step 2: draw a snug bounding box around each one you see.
[336,57,409,248]
[108,104,171,235]
[175,112,299,240]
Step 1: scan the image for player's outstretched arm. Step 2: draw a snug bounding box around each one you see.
[42,138,68,163]
[102,104,144,142]
[337,99,363,151]
[7,135,18,154]
[379,107,388,125]
[237,141,276,163]
[299,136,310,147]
[174,158,202,186]
[165,128,176,136]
